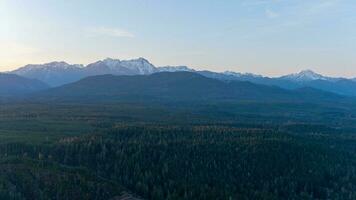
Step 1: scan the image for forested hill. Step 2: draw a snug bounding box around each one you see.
[0,73,49,96]
[34,72,347,103]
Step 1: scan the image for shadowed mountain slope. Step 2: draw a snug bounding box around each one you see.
[0,73,49,96]
[37,72,346,103]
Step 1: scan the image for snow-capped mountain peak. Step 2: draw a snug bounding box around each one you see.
[88,57,157,75]
[281,70,328,82]
[13,61,83,74]
[11,61,85,86]
[120,57,156,74]
[102,58,121,70]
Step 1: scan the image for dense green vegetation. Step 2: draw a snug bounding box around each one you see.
[0,158,121,199]
[1,101,356,199]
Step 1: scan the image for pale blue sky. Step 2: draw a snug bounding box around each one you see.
[1,0,356,77]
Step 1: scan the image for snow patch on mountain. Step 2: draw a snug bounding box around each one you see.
[223,71,263,78]
[157,66,194,72]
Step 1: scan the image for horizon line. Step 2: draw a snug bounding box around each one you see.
[1,57,355,79]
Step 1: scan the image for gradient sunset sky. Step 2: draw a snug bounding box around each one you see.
[1,0,356,77]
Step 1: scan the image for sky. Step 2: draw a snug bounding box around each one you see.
[1,0,356,77]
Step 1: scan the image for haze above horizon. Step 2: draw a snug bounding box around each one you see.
[1,0,356,77]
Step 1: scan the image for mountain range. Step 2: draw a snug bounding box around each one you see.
[11,58,161,87]
[37,71,345,104]
[2,57,356,98]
